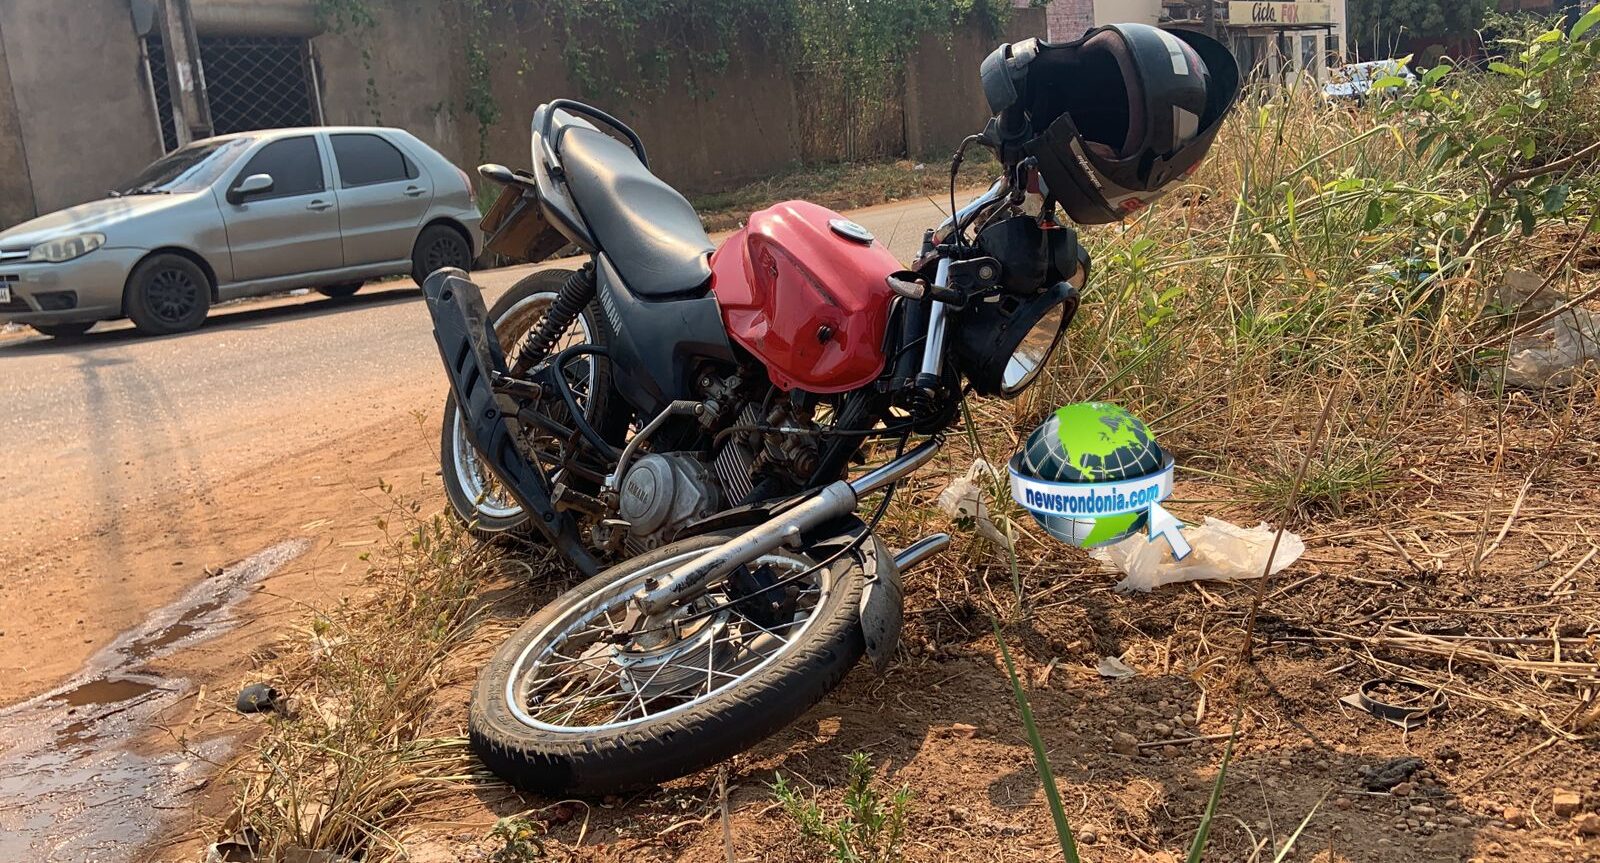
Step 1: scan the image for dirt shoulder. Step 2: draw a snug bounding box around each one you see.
[185,409,1600,863]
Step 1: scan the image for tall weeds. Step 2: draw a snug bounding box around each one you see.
[1012,11,1600,519]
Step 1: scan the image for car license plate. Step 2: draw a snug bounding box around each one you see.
[0,284,10,304]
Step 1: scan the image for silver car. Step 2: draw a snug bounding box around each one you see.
[0,127,482,337]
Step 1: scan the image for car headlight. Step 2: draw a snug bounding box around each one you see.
[29,233,105,263]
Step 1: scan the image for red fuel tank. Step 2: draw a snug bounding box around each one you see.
[710,201,901,394]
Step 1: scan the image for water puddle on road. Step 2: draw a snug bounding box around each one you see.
[0,538,310,862]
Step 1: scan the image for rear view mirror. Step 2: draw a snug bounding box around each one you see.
[228,173,274,204]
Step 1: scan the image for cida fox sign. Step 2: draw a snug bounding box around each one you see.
[1227,1,1333,25]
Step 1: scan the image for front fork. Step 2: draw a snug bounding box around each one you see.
[914,257,954,396]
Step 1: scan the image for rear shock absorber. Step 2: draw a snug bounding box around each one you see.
[517,263,597,367]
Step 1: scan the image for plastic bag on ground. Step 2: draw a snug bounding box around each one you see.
[937,459,1012,550]
[1092,516,1305,593]
[1492,270,1600,388]
[1504,310,1600,388]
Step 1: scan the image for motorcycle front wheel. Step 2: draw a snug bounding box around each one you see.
[469,529,872,795]
[439,267,625,538]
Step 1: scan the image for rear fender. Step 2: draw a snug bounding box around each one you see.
[477,165,570,264]
[421,267,600,576]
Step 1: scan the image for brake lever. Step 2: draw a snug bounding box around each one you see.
[885,274,963,306]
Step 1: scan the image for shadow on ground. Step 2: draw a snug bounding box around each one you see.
[0,285,423,356]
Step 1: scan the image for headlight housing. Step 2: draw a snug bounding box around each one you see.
[953,281,1080,398]
[952,243,1091,399]
[29,233,105,263]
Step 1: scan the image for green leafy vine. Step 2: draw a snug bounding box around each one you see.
[313,0,383,122]
[542,0,1010,103]
[312,0,1011,156]
[460,0,501,159]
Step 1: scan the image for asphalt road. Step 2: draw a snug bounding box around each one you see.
[0,194,954,702]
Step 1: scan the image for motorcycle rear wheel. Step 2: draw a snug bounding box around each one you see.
[469,529,870,795]
[439,267,625,538]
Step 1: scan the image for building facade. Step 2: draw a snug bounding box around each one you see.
[0,0,463,230]
[1033,0,1348,83]
[0,1,1045,231]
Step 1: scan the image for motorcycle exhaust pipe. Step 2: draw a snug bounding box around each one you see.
[637,438,942,614]
[893,533,950,574]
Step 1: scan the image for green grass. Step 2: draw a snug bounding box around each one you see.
[993,619,1080,863]
[773,752,913,863]
[1241,439,1399,517]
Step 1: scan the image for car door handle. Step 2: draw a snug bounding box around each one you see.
[306,199,333,212]
[403,186,427,198]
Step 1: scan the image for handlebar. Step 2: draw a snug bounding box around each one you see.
[936,177,1009,240]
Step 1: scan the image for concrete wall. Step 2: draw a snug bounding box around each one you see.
[1094,0,1163,25]
[905,7,1047,159]
[0,0,161,215]
[313,1,466,171]
[0,0,1039,226]
[1045,0,1097,40]
[328,3,1030,193]
[0,20,37,229]
[473,17,805,195]
[191,0,320,37]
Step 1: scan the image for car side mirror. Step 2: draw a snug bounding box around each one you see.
[228,173,274,204]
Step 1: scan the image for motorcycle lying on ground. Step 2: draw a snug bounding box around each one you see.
[423,25,1239,795]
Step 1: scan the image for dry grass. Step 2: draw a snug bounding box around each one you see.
[691,151,999,232]
[211,51,1600,862]
[214,511,502,861]
[906,75,1600,740]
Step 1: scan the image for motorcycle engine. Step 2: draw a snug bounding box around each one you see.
[616,453,721,552]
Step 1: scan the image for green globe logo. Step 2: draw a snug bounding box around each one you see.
[1016,402,1167,548]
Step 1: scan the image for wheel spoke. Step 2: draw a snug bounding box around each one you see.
[548,690,625,726]
[451,288,600,520]
[705,626,718,693]
[731,613,797,646]
[608,655,674,725]
[506,550,833,733]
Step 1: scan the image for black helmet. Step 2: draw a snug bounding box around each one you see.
[980,24,1241,224]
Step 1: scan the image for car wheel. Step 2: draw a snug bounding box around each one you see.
[31,321,95,339]
[411,225,472,286]
[125,254,211,336]
[317,282,364,299]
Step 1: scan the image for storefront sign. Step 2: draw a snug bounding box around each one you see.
[1228,1,1333,25]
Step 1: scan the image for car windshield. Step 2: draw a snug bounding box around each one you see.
[115,137,254,195]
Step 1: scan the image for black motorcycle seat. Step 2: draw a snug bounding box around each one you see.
[558,126,714,297]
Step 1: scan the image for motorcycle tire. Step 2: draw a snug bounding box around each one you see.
[439,267,627,539]
[469,529,870,795]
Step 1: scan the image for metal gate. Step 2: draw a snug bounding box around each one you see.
[144,34,322,152]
